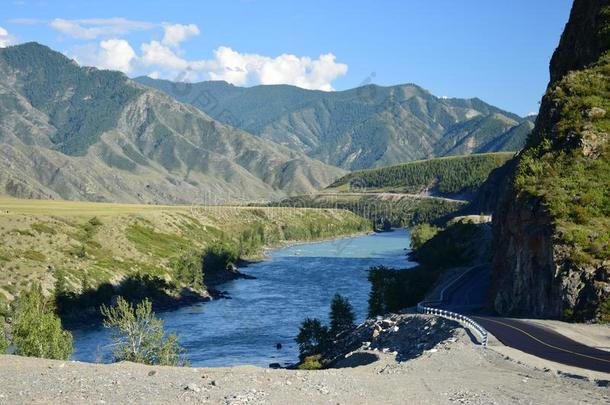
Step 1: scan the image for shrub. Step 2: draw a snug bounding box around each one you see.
[329,294,355,336]
[170,251,204,289]
[12,284,73,360]
[295,318,330,360]
[203,240,239,272]
[101,297,187,366]
[410,223,440,250]
[0,327,8,353]
[297,355,323,370]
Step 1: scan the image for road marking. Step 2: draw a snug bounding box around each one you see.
[477,317,610,364]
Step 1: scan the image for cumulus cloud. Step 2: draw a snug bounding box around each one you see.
[0,26,16,48]
[205,47,348,90]
[55,17,347,90]
[50,18,156,39]
[162,23,200,48]
[72,39,136,73]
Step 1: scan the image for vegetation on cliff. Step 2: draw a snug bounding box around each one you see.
[515,55,610,270]
[493,1,610,321]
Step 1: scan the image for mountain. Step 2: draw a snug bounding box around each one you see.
[135,77,534,170]
[491,0,610,321]
[0,43,345,203]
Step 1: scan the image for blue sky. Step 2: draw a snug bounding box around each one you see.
[1,0,573,116]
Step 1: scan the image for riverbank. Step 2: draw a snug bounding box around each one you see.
[1,314,607,404]
[71,230,413,367]
[0,197,370,309]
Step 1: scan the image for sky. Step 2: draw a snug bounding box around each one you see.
[0,0,573,116]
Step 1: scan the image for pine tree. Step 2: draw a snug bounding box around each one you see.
[295,318,329,360]
[329,294,356,336]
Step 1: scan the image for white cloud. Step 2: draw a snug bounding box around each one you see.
[162,23,200,48]
[56,17,347,90]
[50,18,156,39]
[71,39,136,73]
[0,26,16,48]
[205,47,348,90]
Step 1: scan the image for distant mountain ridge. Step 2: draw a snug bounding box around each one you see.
[0,43,345,203]
[136,77,534,170]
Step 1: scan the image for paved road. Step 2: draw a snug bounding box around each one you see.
[439,266,610,373]
[473,316,610,373]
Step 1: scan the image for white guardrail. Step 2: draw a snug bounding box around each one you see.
[416,301,488,346]
[416,266,489,346]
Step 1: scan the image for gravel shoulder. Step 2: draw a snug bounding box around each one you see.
[0,315,608,404]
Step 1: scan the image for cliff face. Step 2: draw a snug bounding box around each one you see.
[491,0,610,321]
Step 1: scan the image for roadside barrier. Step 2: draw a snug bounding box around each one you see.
[416,301,488,346]
[416,265,489,346]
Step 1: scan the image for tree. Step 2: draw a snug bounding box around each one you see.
[12,284,73,360]
[329,294,355,336]
[101,297,187,366]
[295,318,329,360]
[170,251,203,289]
[410,223,440,250]
[0,327,8,353]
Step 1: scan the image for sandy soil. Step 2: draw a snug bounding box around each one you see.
[0,322,607,404]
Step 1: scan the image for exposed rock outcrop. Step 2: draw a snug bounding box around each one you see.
[490,0,610,320]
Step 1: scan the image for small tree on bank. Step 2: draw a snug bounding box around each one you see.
[0,327,8,353]
[101,297,187,366]
[12,284,73,360]
[329,294,355,337]
[295,318,330,360]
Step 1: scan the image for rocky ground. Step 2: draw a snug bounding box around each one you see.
[0,314,608,404]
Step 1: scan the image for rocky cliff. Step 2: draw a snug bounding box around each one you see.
[491,0,610,321]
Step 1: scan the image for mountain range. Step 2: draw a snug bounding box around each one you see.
[136,77,535,170]
[0,43,344,203]
[0,42,533,203]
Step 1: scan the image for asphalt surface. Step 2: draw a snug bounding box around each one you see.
[439,266,610,374]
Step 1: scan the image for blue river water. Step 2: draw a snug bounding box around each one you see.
[71,229,415,367]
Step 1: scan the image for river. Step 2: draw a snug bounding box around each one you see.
[71,229,415,367]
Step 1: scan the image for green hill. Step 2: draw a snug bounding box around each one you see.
[326,152,515,198]
[135,77,533,170]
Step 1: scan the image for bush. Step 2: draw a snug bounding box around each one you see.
[170,251,204,289]
[204,240,239,272]
[329,294,355,336]
[410,224,440,250]
[101,297,187,366]
[297,355,323,370]
[0,327,8,353]
[12,284,73,360]
[295,318,330,360]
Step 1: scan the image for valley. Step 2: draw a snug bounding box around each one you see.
[0,197,370,317]
[0,1,609,403]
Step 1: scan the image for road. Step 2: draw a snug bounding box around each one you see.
[438,266,610,373]
[316,192,468,204]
